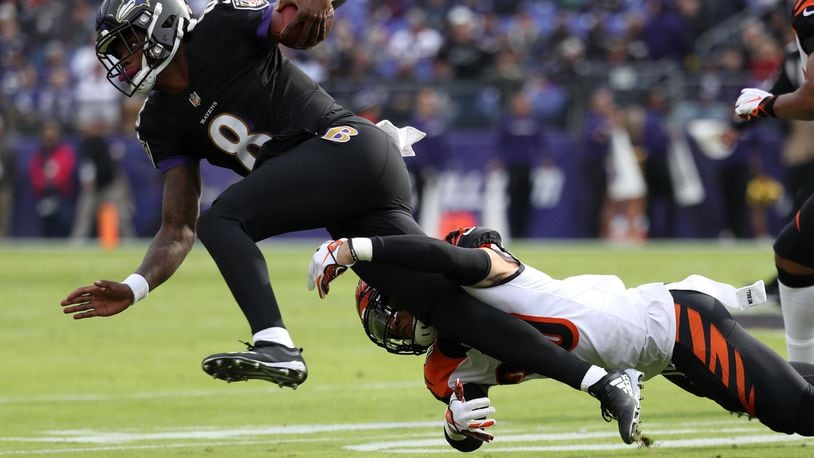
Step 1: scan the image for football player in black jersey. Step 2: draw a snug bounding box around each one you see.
[60,0,609,411]
[735,0,814,366]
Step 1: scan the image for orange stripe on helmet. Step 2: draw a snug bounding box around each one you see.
[355,280,372,318]
[794,0,814,16]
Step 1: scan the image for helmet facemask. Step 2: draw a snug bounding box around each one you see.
[356,281,436,355]
[96,1,192,96]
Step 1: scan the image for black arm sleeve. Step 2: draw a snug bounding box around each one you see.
[369,235,491,286]
[768,56,798,96]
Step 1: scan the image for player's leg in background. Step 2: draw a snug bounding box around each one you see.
[774,189,814,363]
[669,290,814,436]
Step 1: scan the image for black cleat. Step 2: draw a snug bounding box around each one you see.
[588,369,642,444]
[201,341,308,389]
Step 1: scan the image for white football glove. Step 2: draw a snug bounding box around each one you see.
[306,239,352,298]
[444,378,496,443]
[735,88,775,120]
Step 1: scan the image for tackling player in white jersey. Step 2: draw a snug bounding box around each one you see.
[309,227,814,452]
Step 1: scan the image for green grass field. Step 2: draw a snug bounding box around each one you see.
[2,240,811,457]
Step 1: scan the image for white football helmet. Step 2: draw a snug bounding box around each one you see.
[355,280,437,355]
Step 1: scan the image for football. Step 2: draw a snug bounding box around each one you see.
[269,5,335,48]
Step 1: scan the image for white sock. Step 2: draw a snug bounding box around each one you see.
[779,281,814,363]
[580,365,608,392]
[252,327,295,348]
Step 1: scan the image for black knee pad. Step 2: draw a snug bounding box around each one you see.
[776,194,814,265]
[776,266,814,288]
[774,223,801,262]
[793,182,814,212]
[774,221,814,267]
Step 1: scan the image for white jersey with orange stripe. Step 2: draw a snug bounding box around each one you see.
[425,265,677,398]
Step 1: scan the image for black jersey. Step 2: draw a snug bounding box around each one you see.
[136,0,353,176]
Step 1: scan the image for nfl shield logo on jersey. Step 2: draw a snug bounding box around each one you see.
[232,0,269,9]
[188,92,201,107]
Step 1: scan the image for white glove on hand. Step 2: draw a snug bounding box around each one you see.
[735,88,774,120]
[444,378,496,443]
[306,239,352,298]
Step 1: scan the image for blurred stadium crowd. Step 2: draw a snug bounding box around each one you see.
[0,0,800,241]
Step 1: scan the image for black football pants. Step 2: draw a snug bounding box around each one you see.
[196,118,591,389]
[667,290,814,435]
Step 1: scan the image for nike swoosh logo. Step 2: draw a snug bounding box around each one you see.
[805,7,814,17]
[742,96,762,104]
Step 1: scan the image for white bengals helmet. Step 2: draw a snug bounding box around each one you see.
[355,280,436,355]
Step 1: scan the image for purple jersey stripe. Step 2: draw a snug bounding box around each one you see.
[157,156,199,173]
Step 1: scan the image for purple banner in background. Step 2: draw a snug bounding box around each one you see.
[9,124,789,240]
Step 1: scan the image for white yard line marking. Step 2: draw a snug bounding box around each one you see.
[0,419,804,455]
[0,422,440,444]
[0,381,422,405]
[349,431,813,454]
[449,434,812,454]
[0,437,340,456]
[344,426,770,452]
